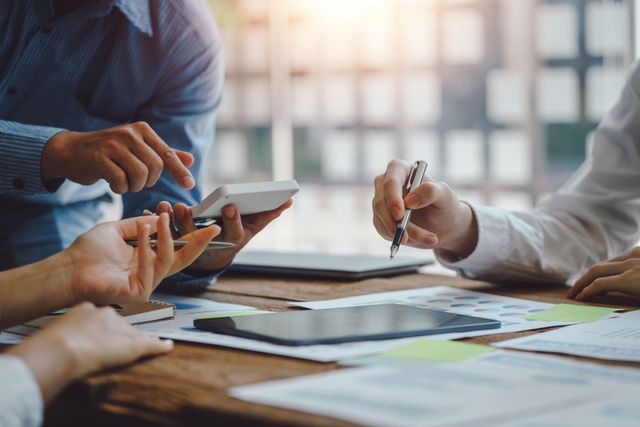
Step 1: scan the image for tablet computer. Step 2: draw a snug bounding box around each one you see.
[227,251,433,280]
[193,304,500,346]
[192,180,299,219]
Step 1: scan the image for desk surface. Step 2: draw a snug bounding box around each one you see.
[48,273,640,427]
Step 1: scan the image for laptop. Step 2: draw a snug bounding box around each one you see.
[227,251,433,280]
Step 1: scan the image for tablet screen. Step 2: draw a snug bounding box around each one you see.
[194,304,500,346]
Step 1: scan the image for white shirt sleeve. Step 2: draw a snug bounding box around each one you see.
[437,60,640,285]
[0,355,43,427]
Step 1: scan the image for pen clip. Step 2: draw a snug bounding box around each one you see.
[405,162,418,193]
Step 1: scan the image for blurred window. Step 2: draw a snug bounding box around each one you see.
[206,0,634,255]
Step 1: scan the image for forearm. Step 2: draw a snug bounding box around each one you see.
[0,252,74,328]
[2,255,84,404]
[7,332,78,404]
[437,204,606,285]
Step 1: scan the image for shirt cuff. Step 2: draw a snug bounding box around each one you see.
[0,355,43,427]
[0,121,66,194]
[435,203,512,278]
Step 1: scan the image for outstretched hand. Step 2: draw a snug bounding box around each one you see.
[65,214,220,305]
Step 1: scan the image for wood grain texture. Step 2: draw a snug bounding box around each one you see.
[42,272,640,427]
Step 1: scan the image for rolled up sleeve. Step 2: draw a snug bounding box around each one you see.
[438,61,640,286]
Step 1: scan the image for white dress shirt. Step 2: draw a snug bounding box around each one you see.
[438,60,640,285]
[0,355,43,427]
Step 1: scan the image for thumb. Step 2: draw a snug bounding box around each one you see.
[404,181,454,210]
[404,182,439,209]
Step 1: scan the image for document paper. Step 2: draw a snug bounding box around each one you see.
[138,293,419,362]
[231,351,640,427]
[141,288,569,362]
[495,309,640,362]
[293,286,573,339]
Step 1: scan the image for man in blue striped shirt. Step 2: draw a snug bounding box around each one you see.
[0,0,288,291]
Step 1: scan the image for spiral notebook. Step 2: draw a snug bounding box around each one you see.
[5,301,175,337]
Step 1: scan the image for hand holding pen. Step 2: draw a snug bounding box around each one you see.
[124,210,234,251]
[373,159,478,260]
[389,160,428,259]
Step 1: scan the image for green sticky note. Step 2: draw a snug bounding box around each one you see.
[524,303,620,323]
[382,339,494,362]
[339,355,433,368]
[194,310,259,320]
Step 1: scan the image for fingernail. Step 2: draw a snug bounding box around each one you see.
[405,194,417,206]
[143,209,154,215]
[162,339,174,349]
[182,176,195,188]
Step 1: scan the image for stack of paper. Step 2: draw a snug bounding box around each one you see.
[293,286,578,339]
[140,287,622,362]
[230,351,640,427]
[0,331,24,344]
[136,293,267,337]
[495,310,640,362]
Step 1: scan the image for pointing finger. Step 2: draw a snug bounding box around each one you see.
[139,124,195,189]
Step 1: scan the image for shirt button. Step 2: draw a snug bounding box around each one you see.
[6,87,17,96]
[12,177,24,190]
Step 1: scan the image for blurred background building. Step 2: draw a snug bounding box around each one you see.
[202,0,634,257]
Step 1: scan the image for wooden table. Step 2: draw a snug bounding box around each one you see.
[45,272,640,427]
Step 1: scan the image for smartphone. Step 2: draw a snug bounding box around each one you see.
[191,180,299,219]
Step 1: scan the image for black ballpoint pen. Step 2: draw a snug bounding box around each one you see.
[390,160,428,259]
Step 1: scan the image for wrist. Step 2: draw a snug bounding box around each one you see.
[41,131,70,182]
[439,201,478,258]
[8,329,80,403]
[42,251,77,308]
[54,329,93,380]
[0,252,75,329]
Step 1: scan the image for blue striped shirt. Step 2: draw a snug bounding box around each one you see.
[0,0,224,290]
